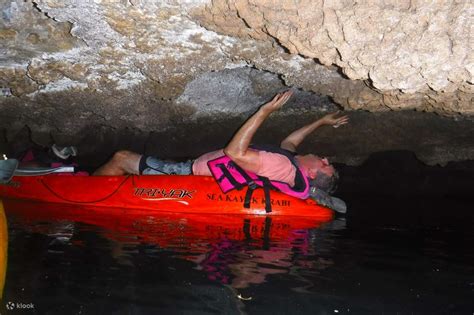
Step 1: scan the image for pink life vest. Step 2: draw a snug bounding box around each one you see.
[207,145,310,213]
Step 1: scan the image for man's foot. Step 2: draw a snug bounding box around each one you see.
[51,144,78,160]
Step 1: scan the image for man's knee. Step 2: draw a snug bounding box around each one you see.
[112,150,136,163]
[111,150,141,174]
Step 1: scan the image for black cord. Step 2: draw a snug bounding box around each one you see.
[40,175,131,204]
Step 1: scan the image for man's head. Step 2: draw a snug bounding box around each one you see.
[296,154,339,194]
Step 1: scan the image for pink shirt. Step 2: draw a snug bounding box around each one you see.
[192,149,296,186]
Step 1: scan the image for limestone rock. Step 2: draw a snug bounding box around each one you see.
[0,0,473,165]
[0,0,471,115]
[195,0,473,114]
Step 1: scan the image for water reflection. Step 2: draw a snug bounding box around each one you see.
[3,199,334,292]
[2,198,472,314]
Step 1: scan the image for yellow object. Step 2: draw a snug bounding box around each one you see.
[0,199,7,299]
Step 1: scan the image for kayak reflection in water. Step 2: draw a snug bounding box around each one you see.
[5,201,331,291]
[93,91,348,212]
[192,229,333,290]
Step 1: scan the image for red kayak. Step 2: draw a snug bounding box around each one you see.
[0,174,333,219]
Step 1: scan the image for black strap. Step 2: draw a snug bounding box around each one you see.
[218,160,274,213]
[229,161,260,209]
[260,176,272,213]
[250,144,297,157]
[216,163,243,190]
[229,161,256,184]
[243,184,256,208]
[249,144,307,193]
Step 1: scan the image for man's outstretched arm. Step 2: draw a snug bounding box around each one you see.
[280,111,349,152]
[224,90,293,173]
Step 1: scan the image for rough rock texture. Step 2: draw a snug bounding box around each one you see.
[1,0,472,112]
[196,0,473,114]
[0,0,473,165]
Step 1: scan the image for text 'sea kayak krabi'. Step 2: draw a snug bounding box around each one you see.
[0,175,333,219]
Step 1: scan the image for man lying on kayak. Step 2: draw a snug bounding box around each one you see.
[94,90,349,212]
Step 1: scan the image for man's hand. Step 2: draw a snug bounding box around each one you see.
[280,110,349,152]
[319,111,349,128]
[260,90,293,114]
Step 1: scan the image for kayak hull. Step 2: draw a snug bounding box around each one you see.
[0,175,333,219]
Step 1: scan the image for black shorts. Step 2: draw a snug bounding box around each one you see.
[139,156,193,175]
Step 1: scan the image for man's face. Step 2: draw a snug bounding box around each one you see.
[307,154,335,177]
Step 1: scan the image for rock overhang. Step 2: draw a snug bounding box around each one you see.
[0,0,472,165]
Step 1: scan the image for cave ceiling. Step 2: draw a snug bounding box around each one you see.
[0,0,472,164]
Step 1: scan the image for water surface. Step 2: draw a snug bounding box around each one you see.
[1,153,473,314]
[1,197,473,314]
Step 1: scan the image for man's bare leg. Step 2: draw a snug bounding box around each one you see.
[93,150,142,176]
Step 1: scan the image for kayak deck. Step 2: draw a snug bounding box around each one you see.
[0,174,333,219]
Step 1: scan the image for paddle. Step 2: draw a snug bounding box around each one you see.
[0,159,19,184]
[14,166,74,175]
[0,159,74,184]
